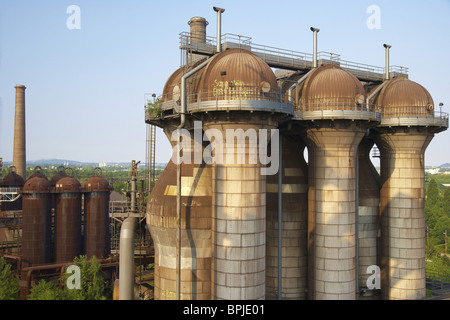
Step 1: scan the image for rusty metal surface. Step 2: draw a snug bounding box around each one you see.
[21,177,52,267]
[299,65,365,106]
[146,158,212,300]
[1,171,24,211]
[197,48,279,102]
[84,176,110,259]
[373,76,434,117]
[55,176,82,263]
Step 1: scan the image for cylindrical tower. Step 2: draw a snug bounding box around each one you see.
[372,76,448,300]
[55,176,82,263]
[197,48,283,300]
[84,175,111,259]
[146,124,213,299]
[13,85,26,180]
[265,134,308,300]
[21,176,52,267]
[299,65,379,299]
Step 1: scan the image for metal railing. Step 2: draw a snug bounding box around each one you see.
[379,107,449,127]
[426,270,450,294]
[179,32,409,79]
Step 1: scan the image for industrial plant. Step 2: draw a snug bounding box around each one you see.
[145,7,448,300]
[1,6,449,301]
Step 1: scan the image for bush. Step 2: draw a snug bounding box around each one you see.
[0,256,19,300]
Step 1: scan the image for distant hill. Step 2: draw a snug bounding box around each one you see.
[439,163,450,168]
[27,159,98,166]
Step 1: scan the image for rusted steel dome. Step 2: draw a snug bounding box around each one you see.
[161,59,207,103]
[299,65,365,108]
[0,171,25,188]
[197,48,279,101]
[55,176,81,192]
[85,176,110,191]
[22,176,50,193]
[373,76,434,117]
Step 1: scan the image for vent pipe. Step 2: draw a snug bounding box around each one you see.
[310,27,320,68]
[13,85,26,180]
[119,217,136,300]
[383,44,391,80]
[213,6,225,53]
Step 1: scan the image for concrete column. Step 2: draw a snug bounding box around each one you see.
[266,135,308,300]
[305,122,366,300]
[203,119,276,300]
[357,136,381,298]
[13,85,26,179]
[376,128,433,300]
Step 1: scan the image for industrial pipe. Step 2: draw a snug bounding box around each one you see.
[288,69,314,104]
[119,217,136,300]
[176,58,211,300]
[383,44,391,80]
[277,133,282,300]
[310,27,320,68]
[213,6,225,53]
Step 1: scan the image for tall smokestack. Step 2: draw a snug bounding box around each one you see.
[13,85,26,180]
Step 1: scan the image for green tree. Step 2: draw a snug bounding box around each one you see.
[431,216,450,244]
[27,255,107,300]
[61,255,106,300]
[0,256,19,300]
[27,280,63,300]
[443,187,450,216]
[426,178,444,230]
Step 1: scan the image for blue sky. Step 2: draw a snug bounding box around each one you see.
[0,0,449,166]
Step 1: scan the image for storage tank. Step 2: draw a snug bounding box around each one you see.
[298,64,379,299]
[265,134,308,300]
[21,176,52,267]
[146,127,213,300]
[372,76,448,300]
[198,48,282,300]
[84,175,111,259]
[55,176,82,263]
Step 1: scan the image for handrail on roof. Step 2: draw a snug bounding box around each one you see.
[179,31,409,78]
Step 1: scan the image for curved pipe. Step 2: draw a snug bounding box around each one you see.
[119,217,136,300]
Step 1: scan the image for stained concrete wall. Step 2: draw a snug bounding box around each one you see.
[305,122,366,300]
[375,128,433,300]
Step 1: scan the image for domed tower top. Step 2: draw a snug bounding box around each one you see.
[197,48,279,102]
[300,65,365,106]
[298,65,377,121]
[373,76,448,129]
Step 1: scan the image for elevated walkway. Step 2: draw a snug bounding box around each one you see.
[180,32,409,83]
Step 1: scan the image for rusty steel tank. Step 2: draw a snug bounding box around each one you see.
[0,167,25,211]
[84,174,111,259]
[55,176,82,263]
[21,175,52,267]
